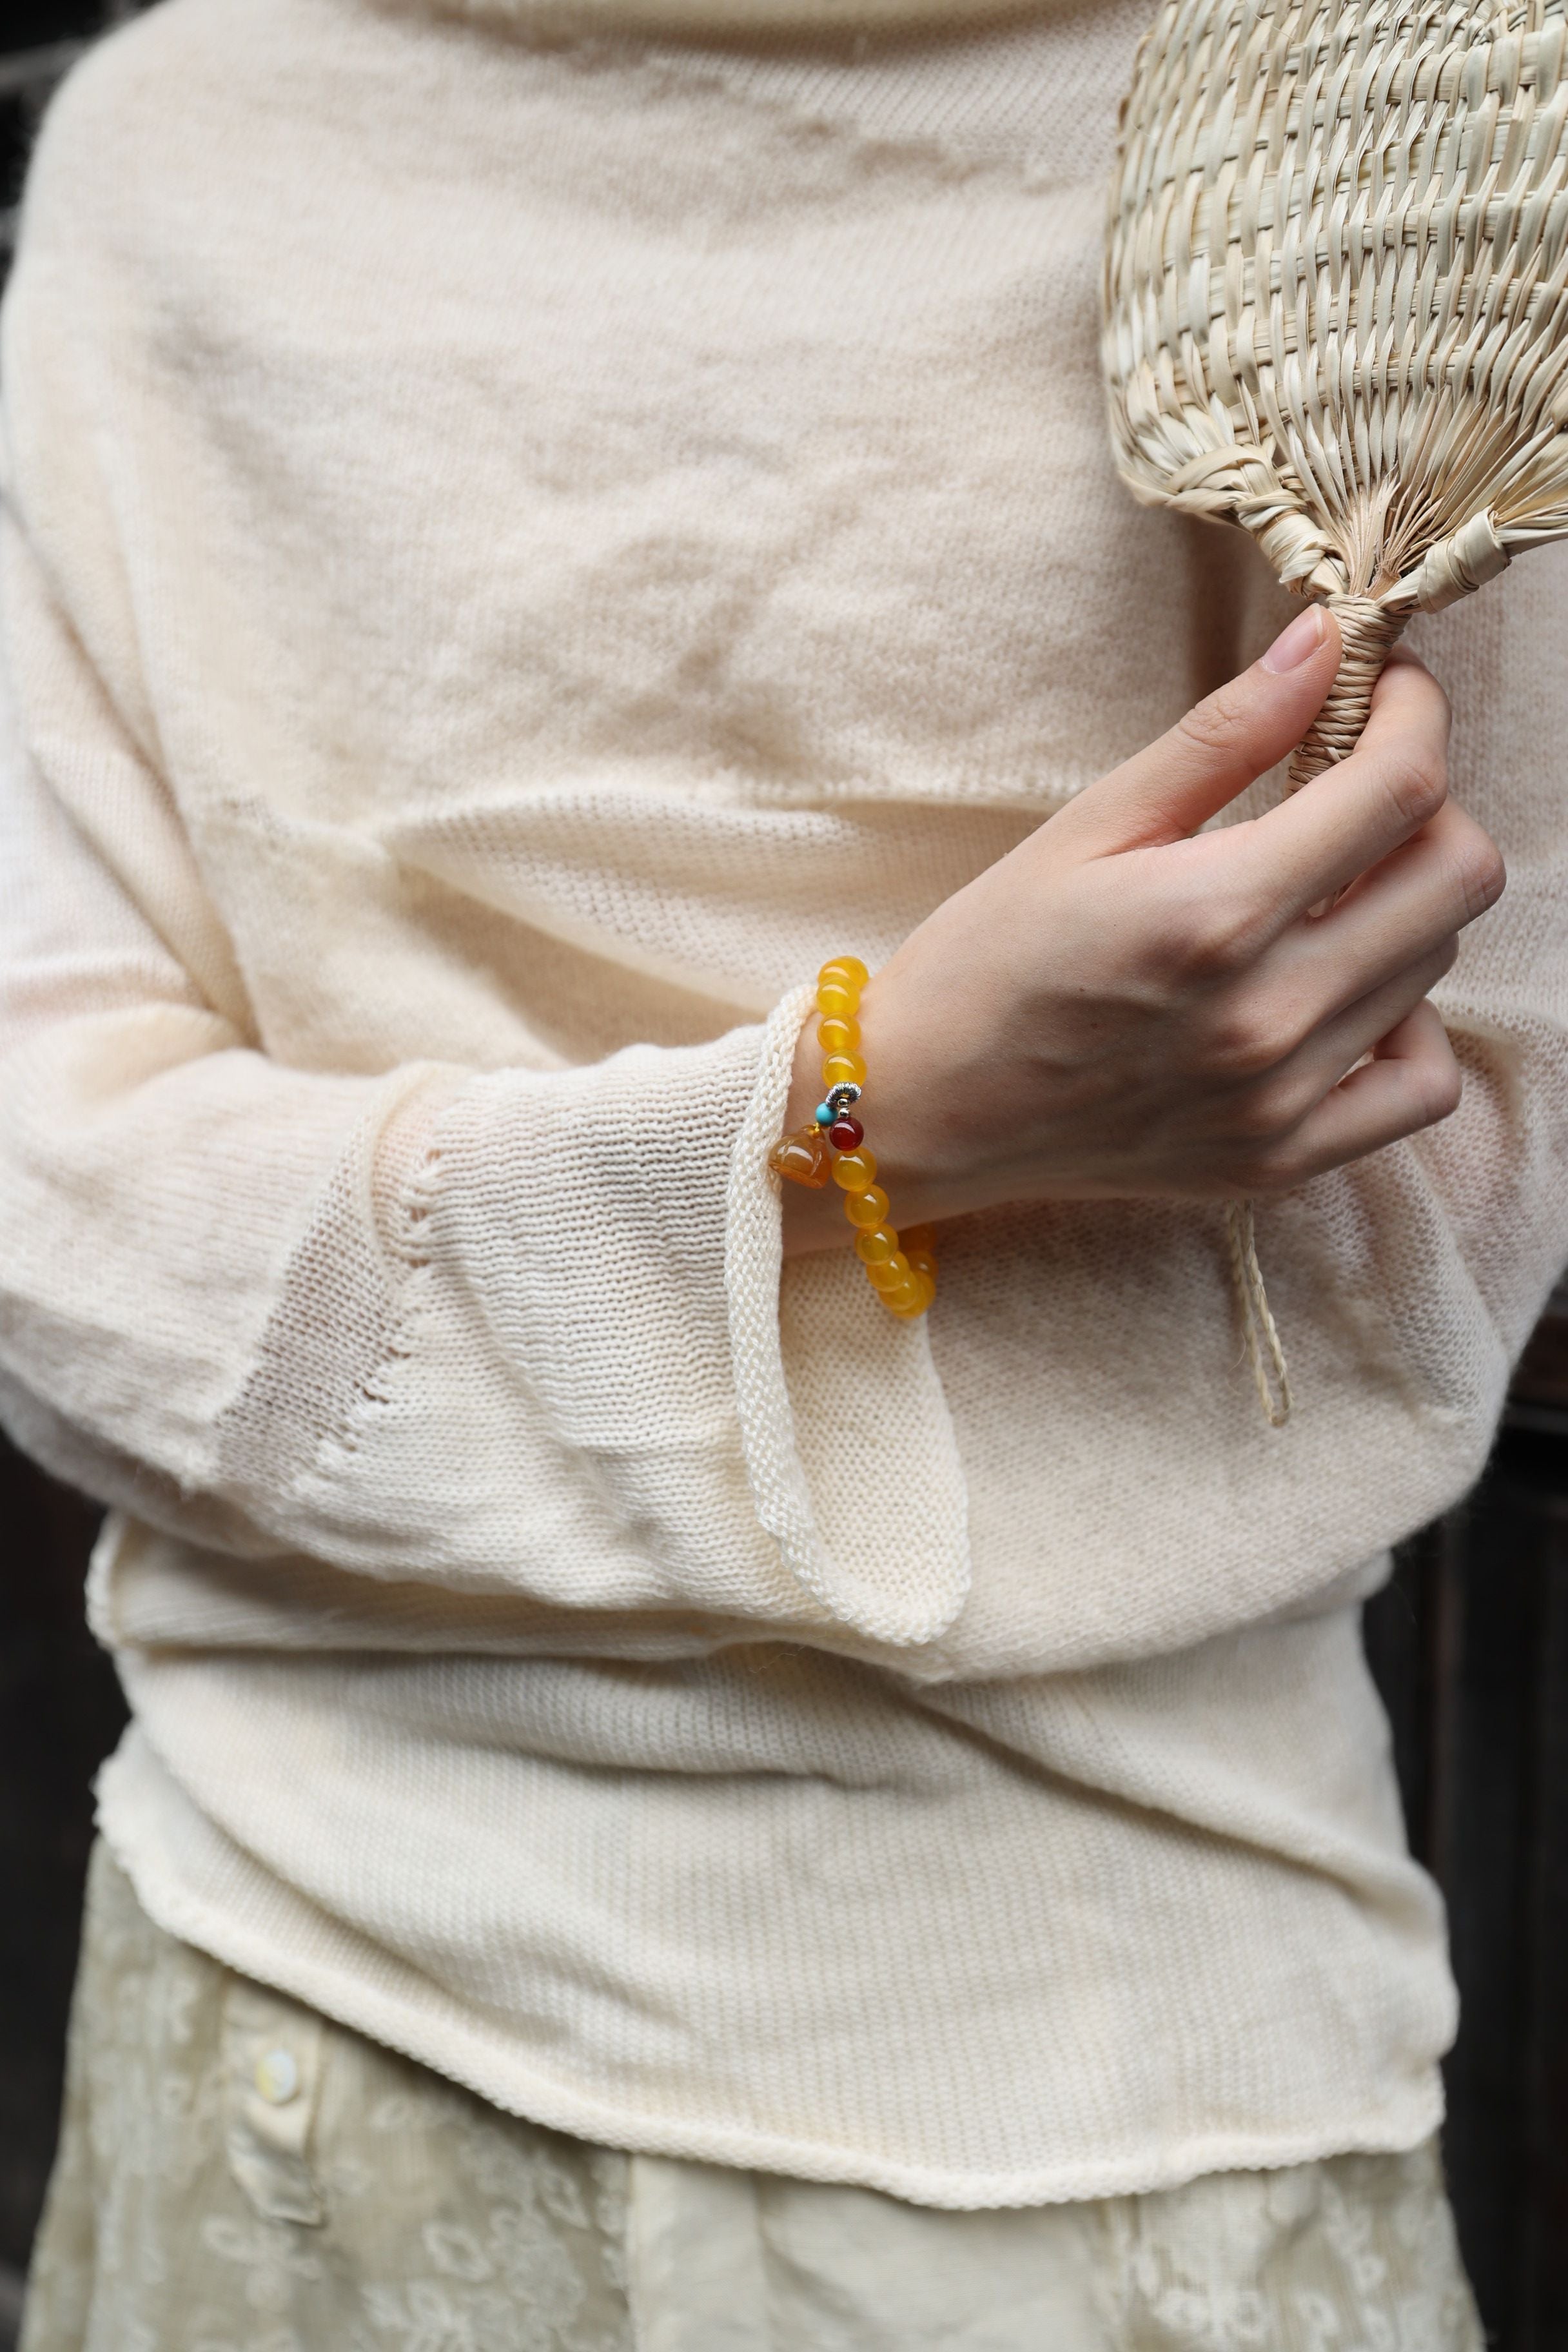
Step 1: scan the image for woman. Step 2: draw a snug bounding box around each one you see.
[3,0,1559,2342]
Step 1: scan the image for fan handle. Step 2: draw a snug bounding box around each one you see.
[1286,596,1411,794]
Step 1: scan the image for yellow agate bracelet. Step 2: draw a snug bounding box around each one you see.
[769,957,938,1321]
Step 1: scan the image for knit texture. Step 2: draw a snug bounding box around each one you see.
[2,0,1567,2204]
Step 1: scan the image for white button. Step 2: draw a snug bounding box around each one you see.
[254,2047,299,2105]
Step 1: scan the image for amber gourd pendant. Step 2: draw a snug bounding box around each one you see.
[768,1125,832,1188]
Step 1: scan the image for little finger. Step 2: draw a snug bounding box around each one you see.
[1259,938,1456,1117]
[1246,1001,1462,1191]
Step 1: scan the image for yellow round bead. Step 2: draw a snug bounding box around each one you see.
[901,1224,936,1258]
[820,956,870,990]
[843,1185,890,1229]
[816,981,858,1021]
[832,1148,877,1193]
[866,1251,911,1291]
[887,1288,931,1318]
[816,1017,860,1056]
[854,1226,901,1266]
[905,1248,938,1283]
[821,1050,867,1090]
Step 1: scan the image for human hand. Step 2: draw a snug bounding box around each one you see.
[783,607,1504,1253]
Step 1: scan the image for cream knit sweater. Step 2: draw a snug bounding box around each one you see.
[4,0,1568,2209]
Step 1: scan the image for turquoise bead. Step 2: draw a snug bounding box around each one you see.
[814,1102,833,1125]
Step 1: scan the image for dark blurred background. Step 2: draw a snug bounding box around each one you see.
[1,27,148,2352]
[2,6,1568,2347]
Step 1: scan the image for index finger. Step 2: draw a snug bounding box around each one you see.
[1237,652,1453,926]
[1058,606,1343,855]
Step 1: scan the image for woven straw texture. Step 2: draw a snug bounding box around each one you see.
[1104,0,1568,783]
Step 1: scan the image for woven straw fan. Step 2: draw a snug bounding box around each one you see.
[1103,0,1568,1424]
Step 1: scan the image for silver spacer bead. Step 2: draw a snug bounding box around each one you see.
[826,1083,862,1117]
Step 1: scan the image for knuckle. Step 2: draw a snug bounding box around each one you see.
[1228,1076,1305,1148]
[1420,1055,1464,1125]
[1168,888,1268,983]
[1456,834,1506,919]
[1375,747,1447,833]
[1174,683,1250,765]
[1204,999,1294,1080]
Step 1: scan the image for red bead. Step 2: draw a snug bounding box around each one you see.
[827,1116,864,1151]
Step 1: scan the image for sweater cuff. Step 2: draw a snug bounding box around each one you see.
[727,988,971,1649]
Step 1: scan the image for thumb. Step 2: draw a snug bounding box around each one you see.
[1068,605,1343,853]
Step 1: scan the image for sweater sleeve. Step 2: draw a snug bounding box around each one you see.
[0,499,969,1651]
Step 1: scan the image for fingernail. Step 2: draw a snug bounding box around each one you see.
[1260,607,1328,674]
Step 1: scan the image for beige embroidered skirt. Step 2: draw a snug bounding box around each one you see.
[21,1843,1482,2352]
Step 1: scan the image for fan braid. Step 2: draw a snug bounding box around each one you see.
[1105,0,1568,782]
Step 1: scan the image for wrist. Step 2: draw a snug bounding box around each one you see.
[773,956,940,1318]
[848,968,956,1223]
[778,964,955,1260]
